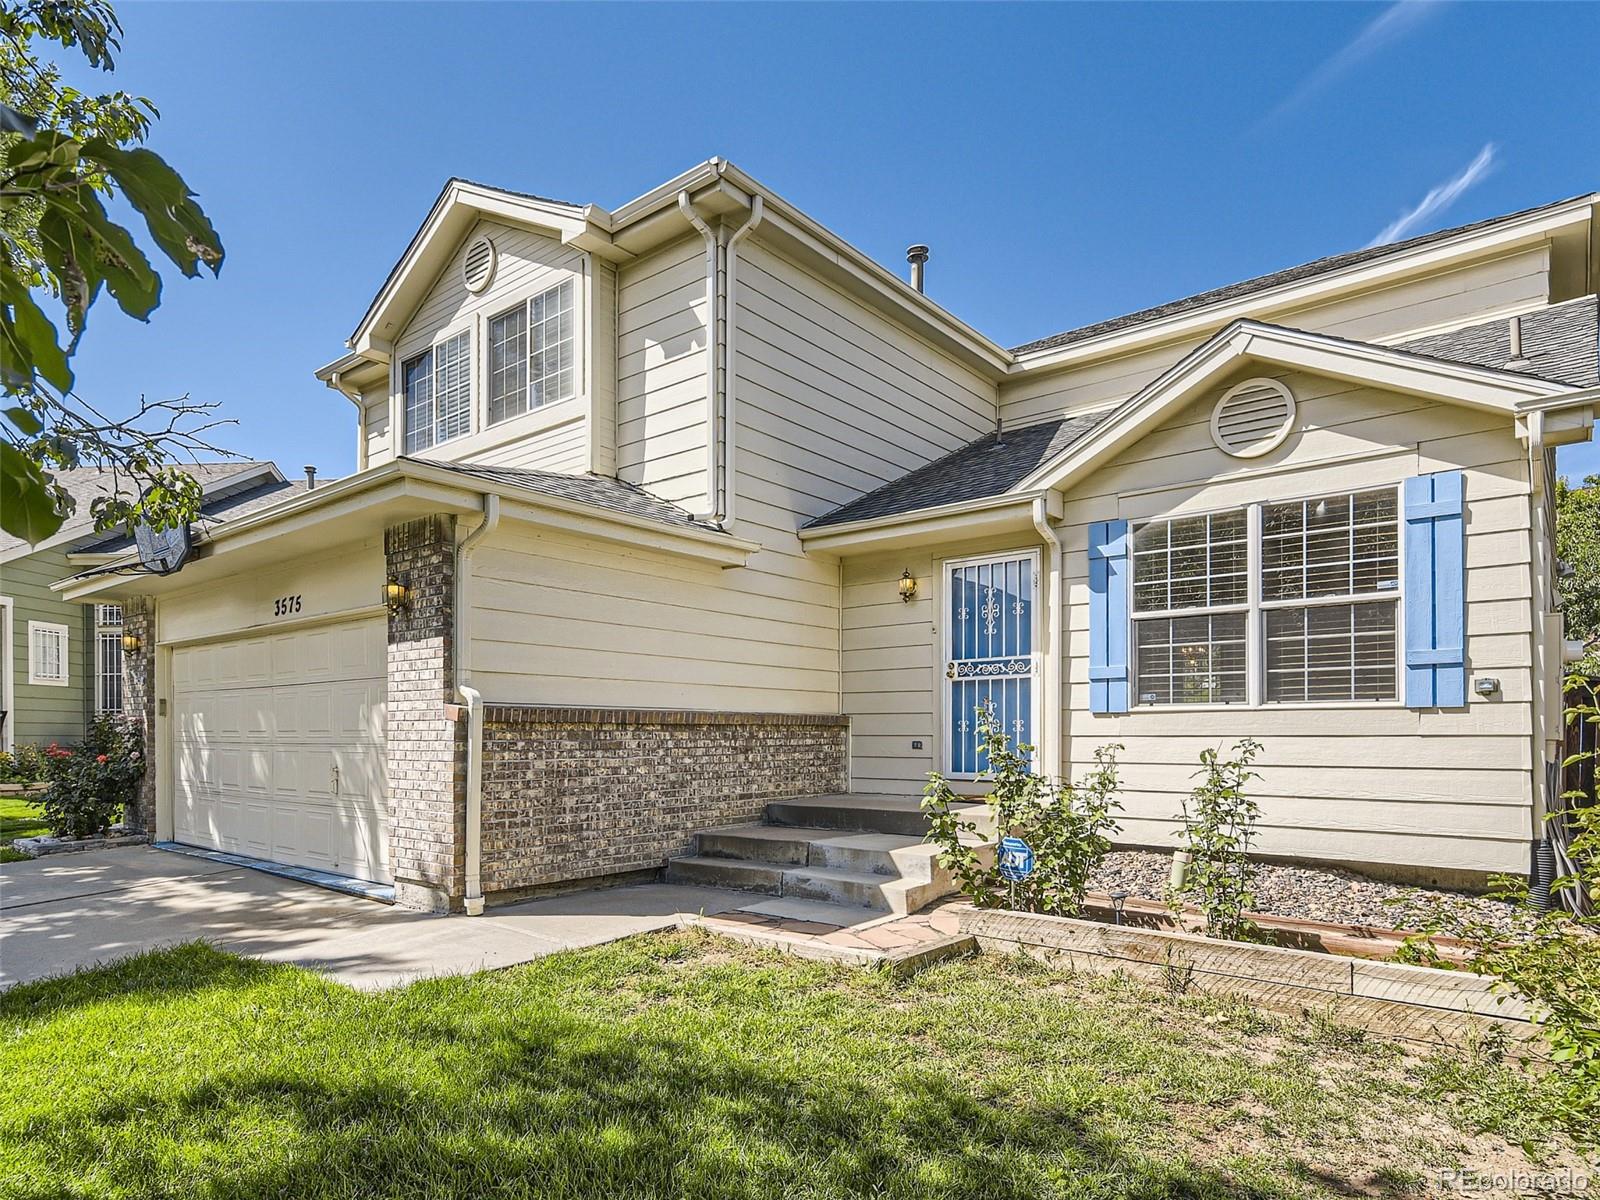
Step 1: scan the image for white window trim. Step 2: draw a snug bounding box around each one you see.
[27,620,70,687]
[1126,485,1406,712]
[940,547,1044,780]
[485,278,579,429]
[398,322,475,456]
[0,596,13,751]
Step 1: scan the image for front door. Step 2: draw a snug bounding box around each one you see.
[944,551,1038,776]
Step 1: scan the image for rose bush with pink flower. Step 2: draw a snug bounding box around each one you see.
[41,715,145,839]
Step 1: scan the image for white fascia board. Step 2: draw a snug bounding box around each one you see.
[54,460,756,599]
[1016,321,1568,495]
[1008,196,1597,377]
[797,492,1048,553]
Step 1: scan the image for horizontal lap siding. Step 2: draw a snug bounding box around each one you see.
[4,548,90,746]
[390,220,591,473]
[1000,246,1551,428]
[617,237,711,508]
[1057,369,1536,875]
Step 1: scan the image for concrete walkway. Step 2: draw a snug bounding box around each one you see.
[0,846,750,990]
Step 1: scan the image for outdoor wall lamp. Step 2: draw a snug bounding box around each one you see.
[898,569,918,603]
[120,631,142,654]
[383,576,411,615]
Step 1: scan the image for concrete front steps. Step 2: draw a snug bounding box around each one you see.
[665,793,992,916]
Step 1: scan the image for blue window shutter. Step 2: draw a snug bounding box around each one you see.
[1403,471,1466,708]
[1088,519,1130,714]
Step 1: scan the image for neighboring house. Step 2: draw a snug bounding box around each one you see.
[60,163,1600,913]
[0,463,303,751]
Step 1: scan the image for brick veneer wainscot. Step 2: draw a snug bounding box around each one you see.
[478,706,850,896]
[120,598,156,833]
[384,515,465,911]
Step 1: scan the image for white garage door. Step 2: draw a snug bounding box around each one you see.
[172,617,389,883]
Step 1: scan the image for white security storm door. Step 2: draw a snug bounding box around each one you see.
[944,551,1039,776]
[172,617,390,883]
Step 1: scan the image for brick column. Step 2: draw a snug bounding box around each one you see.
[384,516,465,911]
[121,598,157,834]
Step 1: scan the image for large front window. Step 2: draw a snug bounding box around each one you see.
[1131,487,1401,707]
[402,330,471,454]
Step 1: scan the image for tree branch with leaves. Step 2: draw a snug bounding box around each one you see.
[1,0,228,545]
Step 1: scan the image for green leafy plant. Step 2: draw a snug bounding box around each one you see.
[0,741,47,784]
[2,0,230,547]
[923,706,1122,916]
[1171,738,1263,941]
[1395,669,1600,1145]
[39,712,142,838]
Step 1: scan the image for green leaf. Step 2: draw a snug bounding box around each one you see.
[83,141,224,279]
[0,274,74,393]
[3,405,43,435]
[0,444,66,544]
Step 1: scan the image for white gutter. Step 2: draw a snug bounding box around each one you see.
[678,191,722,524]
[1031,496,1063,782]
[721,195,763,527]
[455,492,501,916]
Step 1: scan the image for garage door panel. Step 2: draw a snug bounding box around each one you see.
[174,617,389,883]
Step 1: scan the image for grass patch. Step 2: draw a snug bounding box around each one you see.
[0,794,47,863]
[0,933,1587,1198]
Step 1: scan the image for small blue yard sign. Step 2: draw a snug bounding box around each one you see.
[997,836,1035,882]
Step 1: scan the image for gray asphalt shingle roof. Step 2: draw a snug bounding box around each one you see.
[74,477,310,555]
[0,461,270,557]
[804,412,1110,529]
[1011,193,1596,357]
[407,459,723,534]
[1395,295,1599,388]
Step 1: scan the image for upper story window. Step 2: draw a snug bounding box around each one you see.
[1130,487,1401,707]
[402,330,471,455]
[488,279,575,426]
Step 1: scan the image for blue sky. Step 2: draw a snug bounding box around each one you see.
[56,1,1600,478]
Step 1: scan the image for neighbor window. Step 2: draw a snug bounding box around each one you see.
[94,604,123,713]
[402,330,472,454]
[487,279,575,425]
[1131,487,1401,707]
[28,621,68,686]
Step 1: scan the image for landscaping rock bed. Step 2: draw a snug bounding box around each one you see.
[11,830,147,858]
[1088,848,1523,935]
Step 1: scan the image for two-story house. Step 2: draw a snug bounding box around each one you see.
[61,161,1600,913]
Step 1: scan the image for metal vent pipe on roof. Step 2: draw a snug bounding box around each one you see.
[304,465,317,490]
[1506,314,1530,368]
[906,244,929,293]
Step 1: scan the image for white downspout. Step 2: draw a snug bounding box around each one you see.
[455,492,500,916]
[1031,496,1063,781]
[722,194,763,528]
[328,372,368,473]
[678,192,722,524]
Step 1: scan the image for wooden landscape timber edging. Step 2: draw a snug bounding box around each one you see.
[960,906,1535,1052]
[1079,891,1478,965]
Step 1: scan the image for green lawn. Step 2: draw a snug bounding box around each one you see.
[0,932,1584,1199]
[0,794,47,862]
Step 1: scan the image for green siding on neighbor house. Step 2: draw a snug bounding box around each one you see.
[1,546,94,748]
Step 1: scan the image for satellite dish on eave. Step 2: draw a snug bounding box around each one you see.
[133,521,192,575]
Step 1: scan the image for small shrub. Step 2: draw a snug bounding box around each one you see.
[0,743,48,785]
[40,715,145,839]
[923,706,1122,917]
[1171,738,1263,941]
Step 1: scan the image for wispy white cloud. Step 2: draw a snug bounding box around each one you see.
[1259,1,1446,129]
[1366,143,1498,247]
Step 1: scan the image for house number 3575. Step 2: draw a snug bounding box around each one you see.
[273,594,303,617]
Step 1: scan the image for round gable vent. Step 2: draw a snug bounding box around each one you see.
[1210,378,1296,458]
[462,235,497,294]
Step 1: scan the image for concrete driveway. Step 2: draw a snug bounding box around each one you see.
[0,847,749,991]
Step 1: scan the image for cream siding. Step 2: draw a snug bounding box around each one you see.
[361,382,392,467]
[387,219,590,472]
[616,235,712,508]
[1055,368,1535,877]
[1000,246,1553,429]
